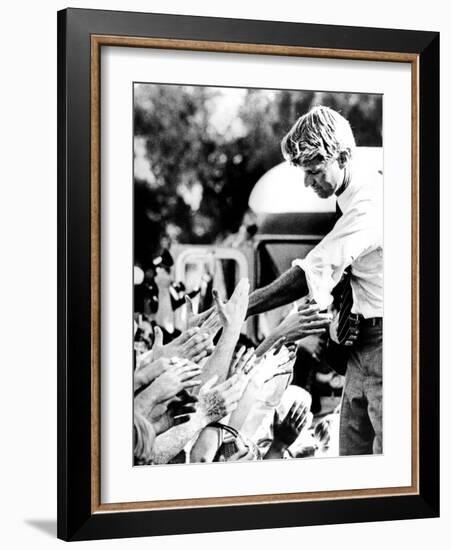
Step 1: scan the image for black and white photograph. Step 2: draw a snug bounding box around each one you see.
[132,83,383,466]
[0,0,444,545]
[51,5,440,543]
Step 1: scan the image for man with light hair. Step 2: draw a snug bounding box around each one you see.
[281,104,356,178]
[247,105,383,456]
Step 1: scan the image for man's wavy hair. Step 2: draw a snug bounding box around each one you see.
[281,105,356,167]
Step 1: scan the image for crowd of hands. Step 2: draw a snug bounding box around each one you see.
[134,276,339,465]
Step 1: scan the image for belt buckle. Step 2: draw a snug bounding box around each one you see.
[359,316,381,327]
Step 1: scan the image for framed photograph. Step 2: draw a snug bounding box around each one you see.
[57,8,439,541]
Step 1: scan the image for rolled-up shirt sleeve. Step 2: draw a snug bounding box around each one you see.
[292,198,380,309]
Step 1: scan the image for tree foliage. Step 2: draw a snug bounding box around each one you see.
[134,84,382,269]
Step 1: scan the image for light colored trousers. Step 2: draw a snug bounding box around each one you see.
[339,322,383,456]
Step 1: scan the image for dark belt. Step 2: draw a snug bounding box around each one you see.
[358,316,383,327]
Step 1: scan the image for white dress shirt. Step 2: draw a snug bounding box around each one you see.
[292,165,383,318]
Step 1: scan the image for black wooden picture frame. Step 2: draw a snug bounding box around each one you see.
[57,7,439,541]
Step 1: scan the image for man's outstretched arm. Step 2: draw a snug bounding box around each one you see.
[246,265,308,318]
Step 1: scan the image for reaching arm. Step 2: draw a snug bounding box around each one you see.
[189,426,222,463]
[151,413,206,464]
[200,279,249,384]
[154,268,175,333]
[248,188,382,317]
[200,323,240,385]
[134,412,156,465]
[246,266,308,318]
[152,374,247,464]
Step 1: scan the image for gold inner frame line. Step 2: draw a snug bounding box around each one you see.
[90,34,420,514]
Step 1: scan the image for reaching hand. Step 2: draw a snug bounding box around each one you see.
[250,343,296,388]
[275,303,331,343]
[149,401,197,435]
[196,374,247,424]
[273,401,311,447]
[185,295,215,331]
[264,343,298,382]
[151,359,202,402]
[212,279,249,333]
[229,346,257,377]
[134,357,170,392]
[152,326,215,363]
[135,359,202,416]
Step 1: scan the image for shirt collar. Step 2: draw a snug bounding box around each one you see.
[336,165,354,210]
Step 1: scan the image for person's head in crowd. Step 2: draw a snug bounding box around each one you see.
[281,105,356,198]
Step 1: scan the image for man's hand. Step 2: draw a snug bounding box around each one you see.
[275,303,331,343]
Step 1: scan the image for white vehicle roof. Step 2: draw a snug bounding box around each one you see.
[249,147,382,214]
